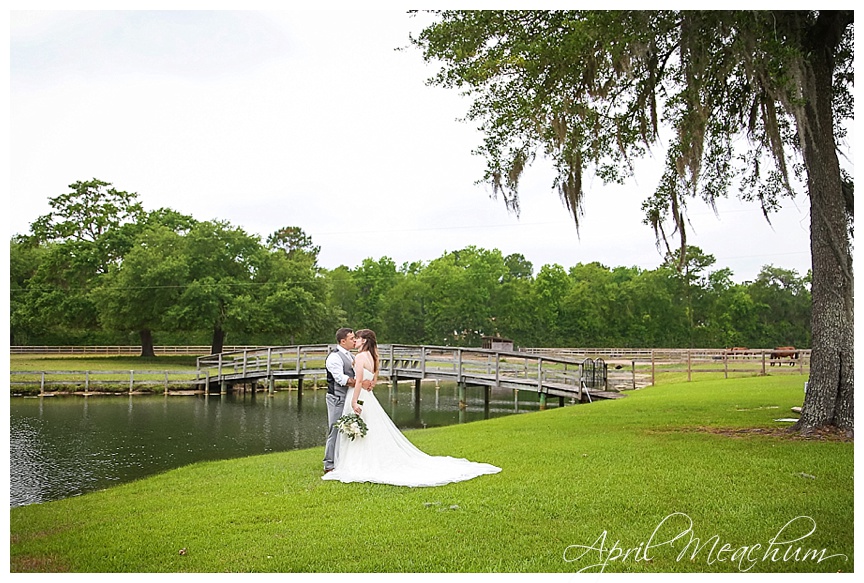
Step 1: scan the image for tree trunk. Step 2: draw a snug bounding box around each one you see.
[139,329,156,358]
[793,15,853,433]
[211,325,225,355]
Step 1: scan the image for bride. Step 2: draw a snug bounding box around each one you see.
[322,329,501,486]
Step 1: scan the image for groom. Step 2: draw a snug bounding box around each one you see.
[323,327,371,474]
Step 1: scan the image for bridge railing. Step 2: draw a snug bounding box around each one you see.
[193,343,606,393]
[383,344,603,391]
[196,345,331,379]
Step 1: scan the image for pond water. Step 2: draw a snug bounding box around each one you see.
[10,382,560,508]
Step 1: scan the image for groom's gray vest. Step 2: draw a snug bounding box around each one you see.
[326,348,355,396]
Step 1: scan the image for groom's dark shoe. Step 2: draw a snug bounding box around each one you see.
[324,468,334,474]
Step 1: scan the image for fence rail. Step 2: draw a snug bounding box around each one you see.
[524,347,810,383]
[11,370,201,394]
[522,346,810,361]
[10,345,265,356]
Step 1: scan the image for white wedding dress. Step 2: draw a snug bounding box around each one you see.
[322,366,501,486]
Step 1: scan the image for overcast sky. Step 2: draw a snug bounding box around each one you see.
[8,7,834,283]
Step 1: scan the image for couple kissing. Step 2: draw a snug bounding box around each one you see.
[321,327,501,487]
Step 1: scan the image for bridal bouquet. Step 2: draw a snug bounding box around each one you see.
[335,412,368,440]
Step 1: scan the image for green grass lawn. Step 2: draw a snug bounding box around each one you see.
[10,375,852,573]
[9,354,200,371]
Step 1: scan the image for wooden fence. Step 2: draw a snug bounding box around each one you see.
[10,370,201,394]
[10,345,264,356]
[11,346,809,388]
[524,347,810,383]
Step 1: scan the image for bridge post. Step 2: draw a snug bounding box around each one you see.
[268,375,274,397]
[484,386,490,416]
[537,358,543,393]
[297,376,304,398]
[539,392,547,410]
[420,347,426,377]
[391,374,399,404]
[220,380,228,395]
[458,382,466,410]
[267,347,272,377]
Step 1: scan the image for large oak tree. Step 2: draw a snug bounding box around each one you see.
[411,10,853,432]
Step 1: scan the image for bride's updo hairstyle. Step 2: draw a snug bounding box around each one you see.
[356,329,379,373]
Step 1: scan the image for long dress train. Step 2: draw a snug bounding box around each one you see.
[321,367,501,486]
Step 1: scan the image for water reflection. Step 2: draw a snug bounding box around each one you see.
[10,382,558,507]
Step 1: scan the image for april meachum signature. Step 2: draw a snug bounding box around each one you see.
[563,512,848,573]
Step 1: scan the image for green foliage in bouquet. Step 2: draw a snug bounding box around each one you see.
[335,413,368,441]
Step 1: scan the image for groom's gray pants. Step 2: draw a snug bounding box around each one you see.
[324,386,348,471]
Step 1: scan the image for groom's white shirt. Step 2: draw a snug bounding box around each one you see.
[325,345,354,387]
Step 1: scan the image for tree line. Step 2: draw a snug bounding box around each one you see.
[10,180,811,355]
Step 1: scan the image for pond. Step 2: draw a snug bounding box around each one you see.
[10,382,560,508]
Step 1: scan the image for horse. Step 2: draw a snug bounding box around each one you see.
[770,346,798,366]
[725,347,749,360]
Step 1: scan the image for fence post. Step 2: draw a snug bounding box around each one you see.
[687,350,692,382]
[631,360,636,390]
[651,350,655,386]
[724,351,729,379]
[761,351,767,376]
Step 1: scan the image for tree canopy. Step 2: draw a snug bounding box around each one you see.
[410,10,853,432]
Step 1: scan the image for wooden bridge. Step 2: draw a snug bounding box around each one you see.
[196,344,623,408]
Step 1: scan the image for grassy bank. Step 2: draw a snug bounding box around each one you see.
[10,375,852,573]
